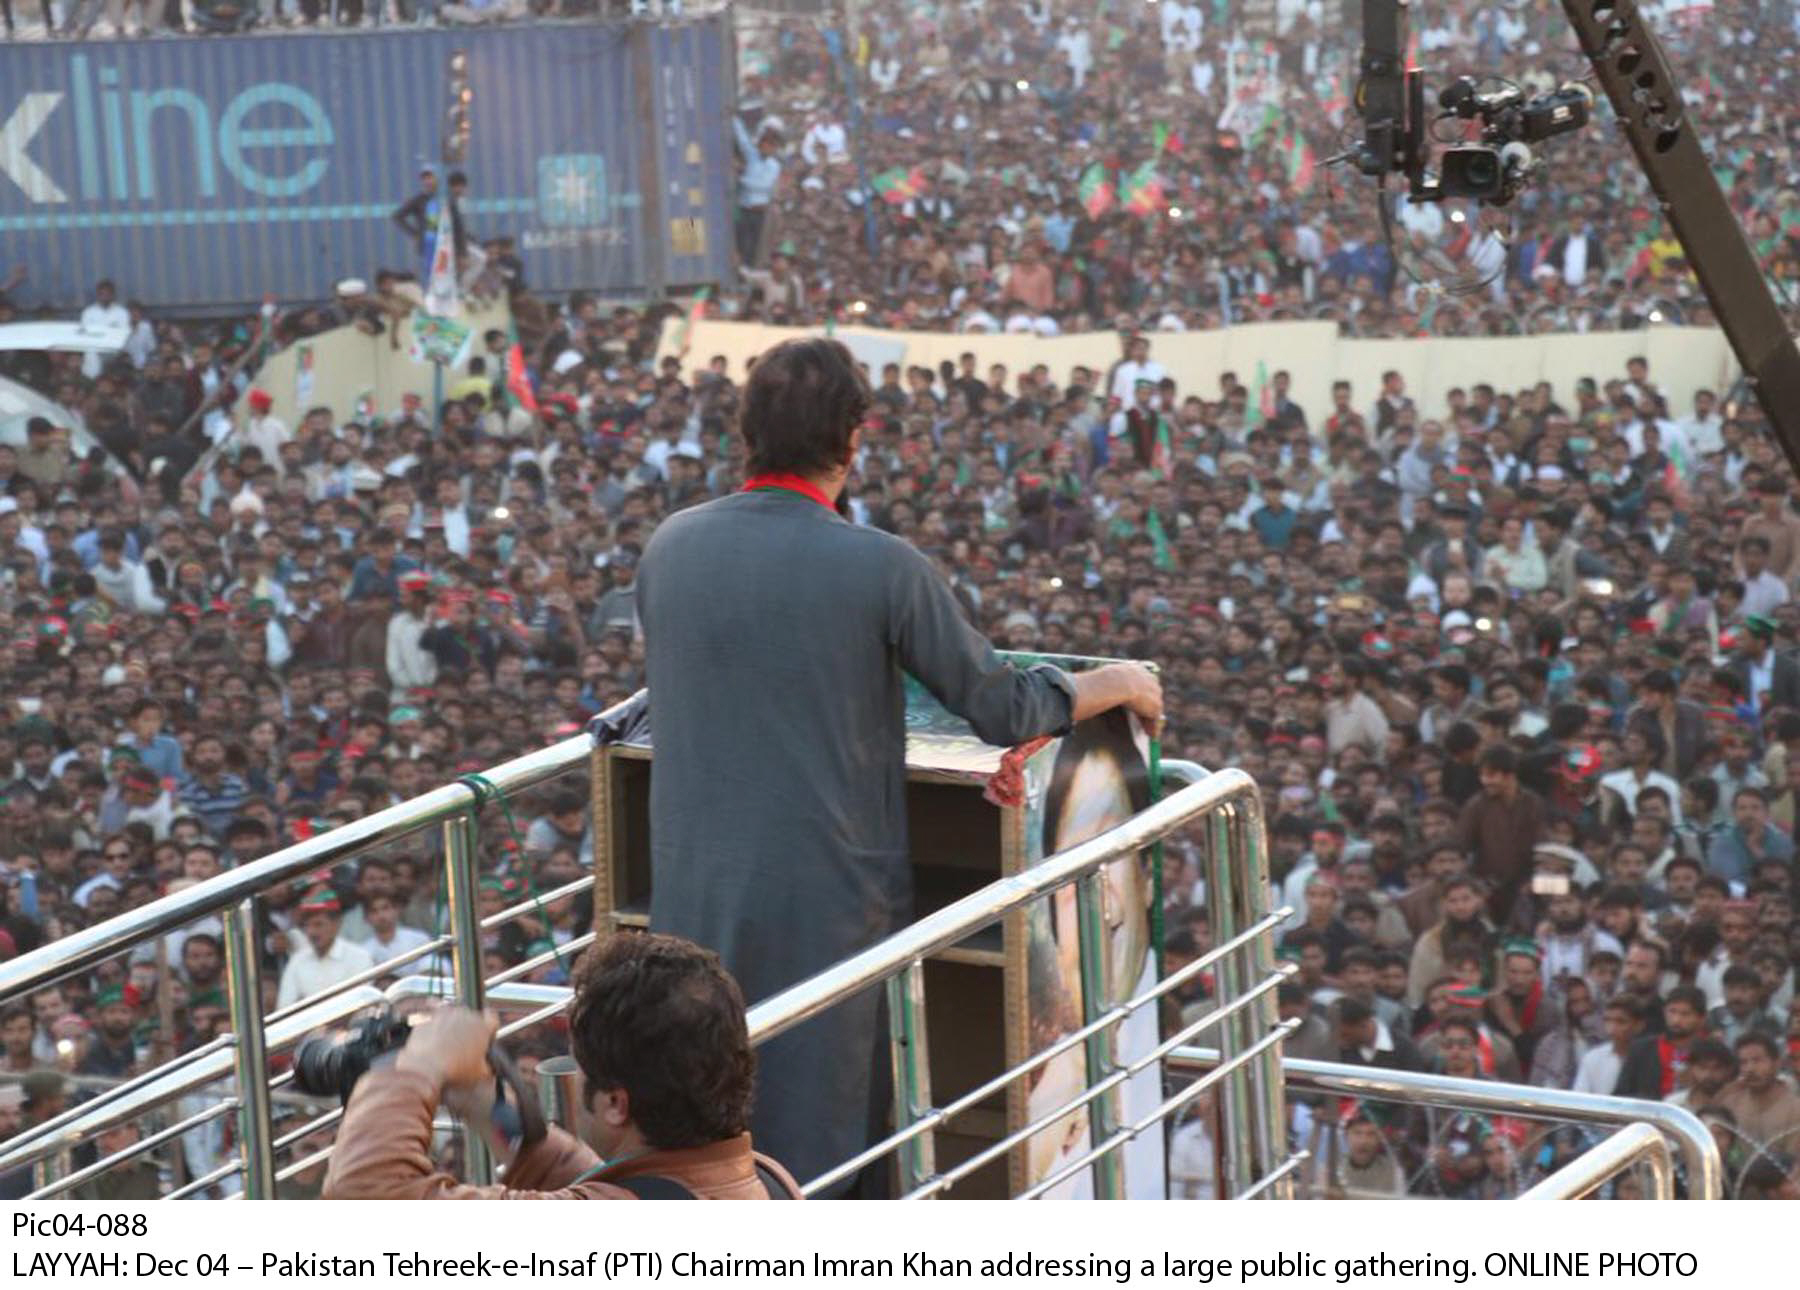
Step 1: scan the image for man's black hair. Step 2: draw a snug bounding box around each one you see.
[1479,744,1519,775]
[1665,984,1708,1014]
[1337,997,1374,1026]
[568,933,754,1150]
[737,338,871,478]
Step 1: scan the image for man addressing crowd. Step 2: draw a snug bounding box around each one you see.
[637,337,1163,1191]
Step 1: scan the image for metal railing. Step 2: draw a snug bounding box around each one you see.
[0,689,1728,1201]
[1518,1124,1674,1201]
[377,762,1301,1199]
[1168,1047,1722,1200]
[18,718,1717,1203]
[0,725,1303,1200]
[0,702,611,1199]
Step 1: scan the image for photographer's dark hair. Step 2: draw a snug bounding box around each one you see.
[738,338,871,478]
[569,933,755,1150]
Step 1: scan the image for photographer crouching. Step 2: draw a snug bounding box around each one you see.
[323,933,801,1199]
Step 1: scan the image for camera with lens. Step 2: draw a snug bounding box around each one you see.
[292,1004,548,1151]
[1356,0,1592,206]
[1433,78,1592,202]
[292,1008,413,1104]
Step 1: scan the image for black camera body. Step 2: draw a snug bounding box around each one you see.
[1356,0,1591,205]
[292,1009,413,1104]
[292,1005,548,1151]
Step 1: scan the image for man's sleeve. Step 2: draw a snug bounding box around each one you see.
[1610,1040,1658,1100]
[888,543,1075,748]
[323,1068,611,1200]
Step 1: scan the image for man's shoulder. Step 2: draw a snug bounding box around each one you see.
[648,496,916,563]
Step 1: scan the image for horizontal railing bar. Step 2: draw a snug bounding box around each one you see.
[1518,1123,1674,1201]
[1169,1047,1722,1200]
[0,1033,235,1166]
[750,770,1263,1047]
[480,876,596,930]
[497,998,572,1040]
[27,1099,238,1200]
[904,968,1292,1200]
[800,907,1290,1197]
[386,976,570,1009]
[272,1145,333,1188]
[266,935,455,1026]
[1019,1020,1300,1200]
[0,696,632,1005]
[0,985,387,1176]
[272,1106,344,1153]
[1239,1152,1311,1201]
[165,1156,242,1200]
[486,931,598,988]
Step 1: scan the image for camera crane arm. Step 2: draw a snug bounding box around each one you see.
[1357,0,1800,473]
[1559,0,1800,476]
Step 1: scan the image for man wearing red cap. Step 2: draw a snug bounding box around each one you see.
[276,886,374,1012]
[241,389,289,463]
[386,571,439,691]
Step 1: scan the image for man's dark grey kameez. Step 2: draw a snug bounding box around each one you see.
[638,488,1075,1187]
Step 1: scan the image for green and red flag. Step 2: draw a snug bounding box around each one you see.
[1324,72,1350,125]
[1079,163,1115,218]
[503,317,539,415]
[1145,507,1175,571]
[673,285,712,357]
[1279,130,1317,194]
[1152,121,1183,156]
[1252,101,1282,145]
[1122,160,1164,216]
[1150,414,1175,479]
[871,165,928,204]
[1246,360,1273,429]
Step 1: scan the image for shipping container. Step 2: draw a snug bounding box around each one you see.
[0,19,735,312]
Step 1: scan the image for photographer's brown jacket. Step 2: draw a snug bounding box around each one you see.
[323,1068,800,1200]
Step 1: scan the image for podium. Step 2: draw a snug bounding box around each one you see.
[589,656,1162,1197]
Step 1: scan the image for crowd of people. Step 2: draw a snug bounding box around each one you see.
[0,0,633,39]
[1,0,1799,1201]
[726,0,1800,339]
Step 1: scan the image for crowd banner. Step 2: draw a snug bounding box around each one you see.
[661,317,1739,434]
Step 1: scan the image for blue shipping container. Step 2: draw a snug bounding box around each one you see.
[0,19,734,311]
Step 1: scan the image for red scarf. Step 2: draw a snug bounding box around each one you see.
[1656,1036,1685,1097]
[742,472,835,511]
[1516,979,1544,1033]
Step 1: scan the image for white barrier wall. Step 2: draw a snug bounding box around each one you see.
[256,301,514,430]
[658,318,1739,430]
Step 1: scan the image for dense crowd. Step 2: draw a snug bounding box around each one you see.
[727,0,1800,338]
[1,0,1799,1201]
[0,0,631,39]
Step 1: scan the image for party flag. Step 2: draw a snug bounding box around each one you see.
[1079,163,1116,218]
[871,165,928,204]
[1122,160,1164,216]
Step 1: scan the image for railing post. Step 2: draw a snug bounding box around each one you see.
[1232,797,1294,1199]
[1074,871,1122,1199]
[885,959,935,1193]
[1205,804,1255,1197]
[221,897,277,1199]
[443,810,493,1185]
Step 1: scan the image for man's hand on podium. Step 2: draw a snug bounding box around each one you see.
[1069,661,1164,736]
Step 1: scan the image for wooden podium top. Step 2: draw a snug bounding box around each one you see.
[607,651,1129,785]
